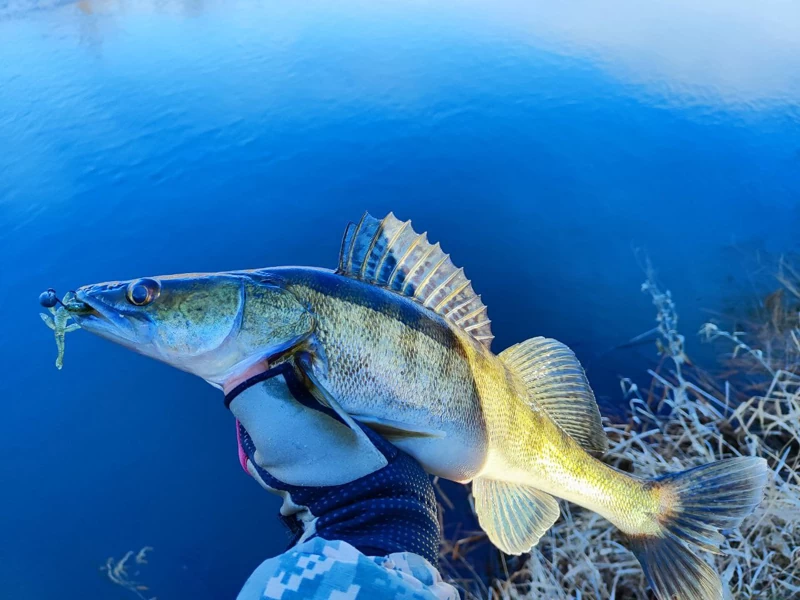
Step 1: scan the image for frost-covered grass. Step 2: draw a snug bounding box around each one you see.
[448,266,800,599]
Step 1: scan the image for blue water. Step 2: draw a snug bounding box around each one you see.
[1,1,799,597]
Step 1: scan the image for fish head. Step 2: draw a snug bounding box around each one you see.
[72,272,313,387]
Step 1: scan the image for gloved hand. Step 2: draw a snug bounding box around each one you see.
[225,364,442,565]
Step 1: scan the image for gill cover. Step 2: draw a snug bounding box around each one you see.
[148,275,246,359]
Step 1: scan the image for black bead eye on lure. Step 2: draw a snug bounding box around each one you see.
[39,288,93,313]
[39,288,59,308]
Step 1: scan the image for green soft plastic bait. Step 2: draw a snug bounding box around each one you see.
[39,290,81,370]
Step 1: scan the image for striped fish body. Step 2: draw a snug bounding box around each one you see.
[276,266,497,483]
[275,269,599,491]
[268,212,607,493]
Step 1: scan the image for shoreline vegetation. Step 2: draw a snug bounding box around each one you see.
[102,546,155,599]
[444,262,800,599]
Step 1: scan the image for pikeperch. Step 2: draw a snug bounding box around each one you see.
[66,212,767,600]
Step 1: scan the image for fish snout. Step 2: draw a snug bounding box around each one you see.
[71,282,152,345]
[76,281,125,302]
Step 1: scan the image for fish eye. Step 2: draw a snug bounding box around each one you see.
[126,278,161,306]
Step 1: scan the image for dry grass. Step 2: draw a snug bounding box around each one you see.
[449,265,800,599]
[102,546,157,600]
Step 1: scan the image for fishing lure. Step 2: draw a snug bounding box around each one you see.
[39,289,81,370]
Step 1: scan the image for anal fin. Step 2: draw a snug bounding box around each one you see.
[472,477,560,555]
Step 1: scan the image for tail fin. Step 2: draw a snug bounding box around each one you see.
[627,456,768,600]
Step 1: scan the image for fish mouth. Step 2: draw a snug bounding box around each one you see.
[72,288,144,344]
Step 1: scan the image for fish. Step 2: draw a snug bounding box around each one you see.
[67,212,767,600]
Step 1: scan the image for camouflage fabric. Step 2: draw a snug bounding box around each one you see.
[237,538,459,600]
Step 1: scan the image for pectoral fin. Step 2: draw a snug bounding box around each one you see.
[472,476,560,555]
[352,414,446,442]
[295,350,388,470]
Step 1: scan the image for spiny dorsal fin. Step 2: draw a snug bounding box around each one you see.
[337,212,494,349]
[500,337,608,455]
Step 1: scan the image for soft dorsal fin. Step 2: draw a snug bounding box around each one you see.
[500,337,608,455]
[337,212,494,349]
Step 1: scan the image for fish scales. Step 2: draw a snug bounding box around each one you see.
[283,268,491,481]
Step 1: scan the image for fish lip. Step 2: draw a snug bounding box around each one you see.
[73,288,141,342]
